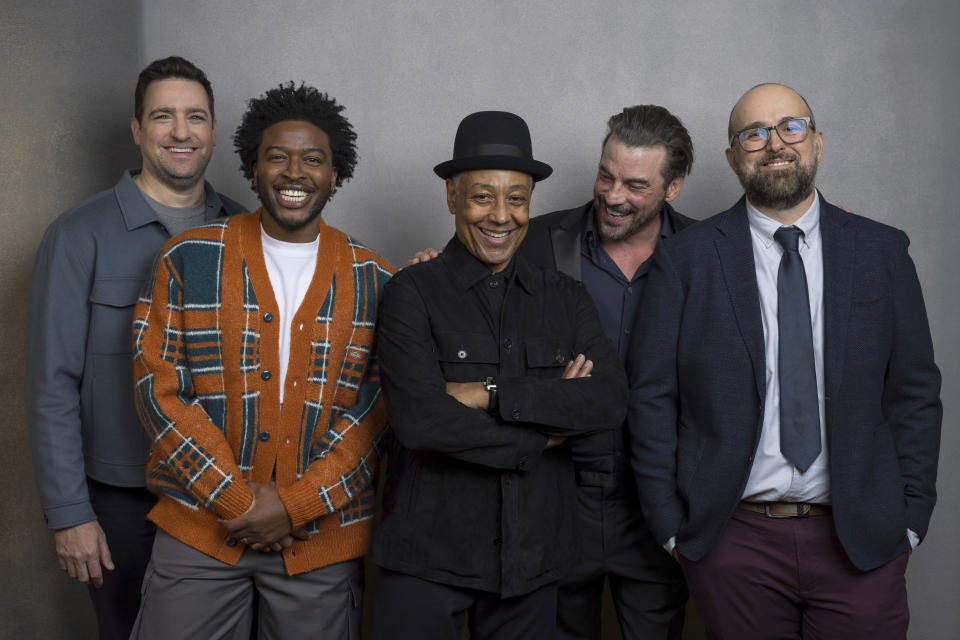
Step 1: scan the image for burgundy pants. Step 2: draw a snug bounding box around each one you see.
[677,507,909,640]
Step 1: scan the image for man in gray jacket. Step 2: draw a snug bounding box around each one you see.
[24,56,242,640]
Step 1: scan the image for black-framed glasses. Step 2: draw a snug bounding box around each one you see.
[730,116,813,151]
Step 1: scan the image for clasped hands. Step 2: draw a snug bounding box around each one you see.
[223,480,309,553]
[444,353,594,450]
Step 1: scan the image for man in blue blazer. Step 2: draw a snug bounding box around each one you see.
[629,83,941,638]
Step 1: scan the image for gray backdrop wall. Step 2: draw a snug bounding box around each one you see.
[2,1,957,638]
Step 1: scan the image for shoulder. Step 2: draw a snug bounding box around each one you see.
[46,183,122,236]
[215,191,247,217]
[522,260,587,298]
[822,200,909,247]
[665,202,698,231]
[528,202,590,234]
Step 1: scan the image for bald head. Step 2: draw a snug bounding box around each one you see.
[727,83,816,141]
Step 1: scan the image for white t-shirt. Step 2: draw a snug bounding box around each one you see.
[260,226,319,403]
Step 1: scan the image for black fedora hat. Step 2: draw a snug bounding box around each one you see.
[434,111,553,182]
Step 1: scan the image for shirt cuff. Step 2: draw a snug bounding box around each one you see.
[907,528,920,550]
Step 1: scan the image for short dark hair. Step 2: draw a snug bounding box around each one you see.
[233,82,357,190]
[603,105,694,185]
[134,56,214,122]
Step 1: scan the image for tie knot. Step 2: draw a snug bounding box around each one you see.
[775,226,803,252]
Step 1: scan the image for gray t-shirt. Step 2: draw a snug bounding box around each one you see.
[141,190,206,238]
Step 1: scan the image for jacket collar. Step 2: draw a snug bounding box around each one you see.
[442,234,534,295]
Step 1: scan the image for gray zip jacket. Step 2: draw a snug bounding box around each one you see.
[24,170,243,529]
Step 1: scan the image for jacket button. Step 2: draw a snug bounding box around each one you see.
[518,456,528,470]
[263,312,273,322]
[226,537,238,547]
[259,432,271,441]
[503,338,512,350]
[512,409,521,419]
[262,371,272,381]
[457,349,467,359]
[555,352,565,364]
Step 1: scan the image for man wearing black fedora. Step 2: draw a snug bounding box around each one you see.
[369,111,627,639]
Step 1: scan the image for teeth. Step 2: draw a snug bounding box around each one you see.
[168,147,193,153]
[480,229,510,239]
[279,189,309,202]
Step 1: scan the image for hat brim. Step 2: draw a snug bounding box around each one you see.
[434,155,553,182]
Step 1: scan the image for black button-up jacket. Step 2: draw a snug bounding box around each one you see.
[370,236,627,597]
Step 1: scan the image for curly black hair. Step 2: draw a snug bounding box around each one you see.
[234,82,357,190]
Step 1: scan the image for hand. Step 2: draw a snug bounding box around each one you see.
[224,481,293,546]
[405,247,439,267]
[248,528,311,553]
[445,381,489,410]
[53,520,114,588]
[562,354,593,379]
[545,435,566,449]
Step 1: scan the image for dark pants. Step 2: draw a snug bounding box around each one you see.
[678,507,910,640]
[86,478,156,640]
[557,481,686,640]
[370,568,558,640]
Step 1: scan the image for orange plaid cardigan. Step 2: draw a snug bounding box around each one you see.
[133,210,393,574]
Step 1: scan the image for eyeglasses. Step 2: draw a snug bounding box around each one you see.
[730,116,813,152]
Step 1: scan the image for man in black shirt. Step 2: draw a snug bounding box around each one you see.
[370,111,627,640]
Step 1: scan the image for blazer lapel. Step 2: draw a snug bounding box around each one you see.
[550,205,586,280]
[714,201,766,399]
[819,198,854,403]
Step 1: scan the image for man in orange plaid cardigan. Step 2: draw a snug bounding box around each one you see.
[130,83,393,638]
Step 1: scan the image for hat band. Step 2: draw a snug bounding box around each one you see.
[461,143,526,158]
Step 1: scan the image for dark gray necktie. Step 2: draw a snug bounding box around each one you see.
[774,226,821,472]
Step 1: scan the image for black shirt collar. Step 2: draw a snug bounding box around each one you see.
[441,234,534,294]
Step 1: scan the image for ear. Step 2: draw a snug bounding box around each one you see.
[330,168,338,191]
[664,175,684,202]
[725,146,737,172]
[211,118,218,147]
[446,179,457,214]
[131,117,142,146]
[813,130,823,162]
[251,162,258,188]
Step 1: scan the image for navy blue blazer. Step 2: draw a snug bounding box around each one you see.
[628,194,942,571]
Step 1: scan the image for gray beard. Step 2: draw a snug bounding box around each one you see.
[736,155,818,210]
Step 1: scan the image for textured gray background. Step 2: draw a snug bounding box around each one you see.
[1,1,957,638]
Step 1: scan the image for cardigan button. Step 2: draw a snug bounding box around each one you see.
[259,432,271,442]
[512,409,521,420]
[263,312,273,322]
[457,349,467,359]
[226,537,238,547]
[262,371,272,381]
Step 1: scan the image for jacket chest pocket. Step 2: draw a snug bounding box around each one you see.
[435,331,499,381]
[88,278,144,354]
[524,337,575,377]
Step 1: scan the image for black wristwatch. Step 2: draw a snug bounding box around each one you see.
[484,376,499,413]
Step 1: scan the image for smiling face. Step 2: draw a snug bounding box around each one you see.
[447,169,533,273]
[593,138,683,243]
[253,120,338,242]
[726,84,823,214]
[131,78,216,193]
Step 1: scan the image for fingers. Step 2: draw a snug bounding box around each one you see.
[87,556,104,588]
[561,354,593,379]
[405,248,439,267]
[291,528,311,541]
[545,435,567,449]
[98,532,115,572]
